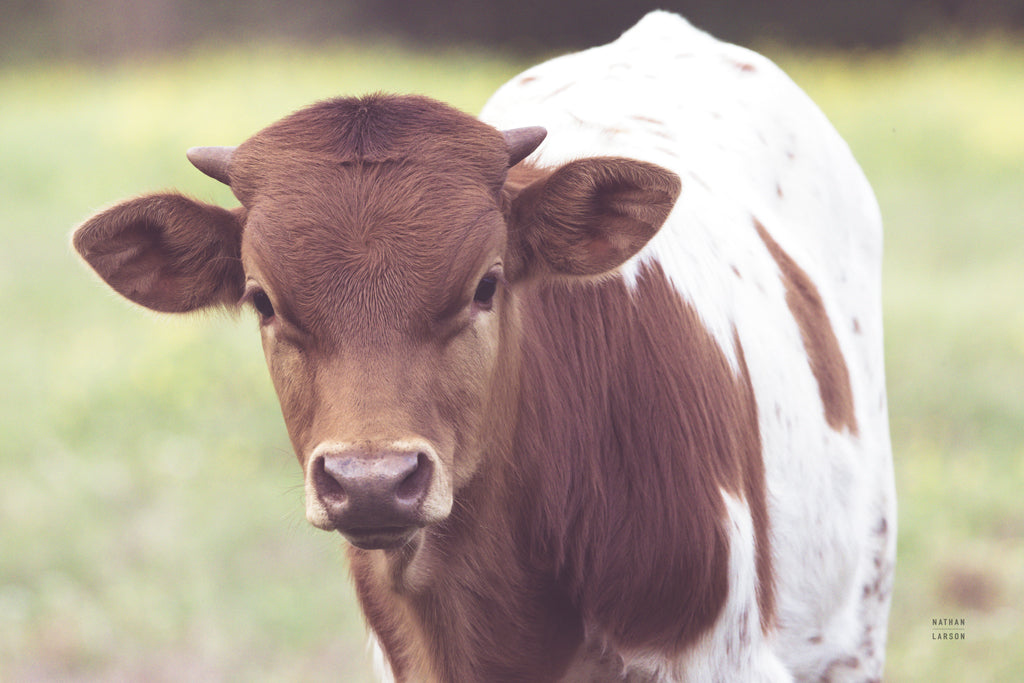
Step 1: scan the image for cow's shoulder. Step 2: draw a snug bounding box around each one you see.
[482,9,884,411]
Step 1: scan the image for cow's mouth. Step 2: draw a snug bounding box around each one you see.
[340,525,420,550]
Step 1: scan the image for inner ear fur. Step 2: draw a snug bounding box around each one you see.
[506,157,681,280]
[73,193,245,313]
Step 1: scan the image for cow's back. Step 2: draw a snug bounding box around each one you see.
[482,11,895,680]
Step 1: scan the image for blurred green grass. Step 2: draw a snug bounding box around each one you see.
[1,36,1021,682]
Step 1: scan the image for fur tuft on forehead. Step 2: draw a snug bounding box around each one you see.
[229,94,510,204]
[234,95,514,342]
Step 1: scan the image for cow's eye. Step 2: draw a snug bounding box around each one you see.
[251,290,275,319]
[473,276,498,310]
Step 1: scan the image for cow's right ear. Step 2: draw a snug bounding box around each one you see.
[73,193,245,313]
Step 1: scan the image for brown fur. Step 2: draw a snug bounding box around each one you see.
[73,94,776,681]
[347,259,773,680]
[753,218,859,436]
[512,261,775,651]
[74,194,245,312]
[507,158,681,278]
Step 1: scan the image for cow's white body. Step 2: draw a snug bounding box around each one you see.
[470,12,895,682]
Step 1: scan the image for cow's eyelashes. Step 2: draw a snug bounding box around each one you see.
[473,276,498,310]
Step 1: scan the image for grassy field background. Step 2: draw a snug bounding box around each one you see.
[1,33,1021,682]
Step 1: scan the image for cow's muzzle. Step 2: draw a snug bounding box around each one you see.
[305,439,451,549]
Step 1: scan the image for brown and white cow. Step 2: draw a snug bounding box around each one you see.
[74,12,895,683]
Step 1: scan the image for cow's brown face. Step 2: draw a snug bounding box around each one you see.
[72,95,680,551]
[238,170,514,549]
[221,99,524,548]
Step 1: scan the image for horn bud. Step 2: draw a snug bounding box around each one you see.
[503,127,547,167]
[186,146,236,185]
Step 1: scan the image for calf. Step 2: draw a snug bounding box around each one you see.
[74,11,895,682]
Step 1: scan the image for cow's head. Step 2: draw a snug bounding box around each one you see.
[74,95,680,550]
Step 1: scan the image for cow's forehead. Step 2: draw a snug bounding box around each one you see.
[228,94,510,203]
[241,161,507,341]
[227,95,512,341]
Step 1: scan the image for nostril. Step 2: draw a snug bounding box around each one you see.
[314,456,346,502]
[395,452,433,502]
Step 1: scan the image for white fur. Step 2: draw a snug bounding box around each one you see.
[609,493,793,683]
[370,633,396,683]
[481,11,896,682]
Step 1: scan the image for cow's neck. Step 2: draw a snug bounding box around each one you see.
[349,263,768,680]
[349,450,584,681]
[347,288,585,681]
[508,266,766,653]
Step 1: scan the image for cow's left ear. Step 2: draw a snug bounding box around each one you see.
[506,157,680,279]
[73,193,245,313]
